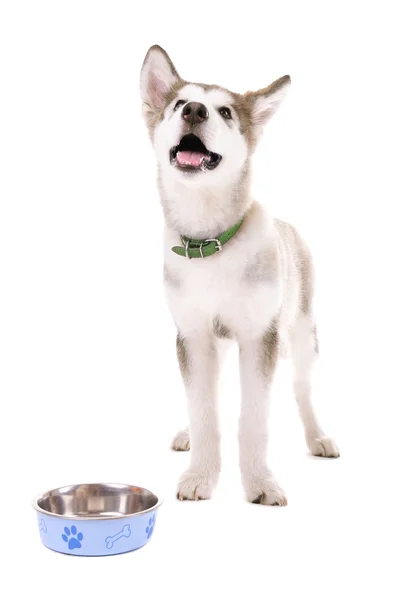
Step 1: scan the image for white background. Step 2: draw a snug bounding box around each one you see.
[1,1,399,598]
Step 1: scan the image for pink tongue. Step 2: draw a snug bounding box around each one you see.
[176,151,208,167]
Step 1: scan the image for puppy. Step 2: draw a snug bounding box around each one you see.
[140,45,339,505]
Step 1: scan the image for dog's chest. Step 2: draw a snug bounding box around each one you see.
[164,248,280,338]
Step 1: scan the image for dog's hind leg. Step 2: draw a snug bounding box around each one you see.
[171,427,190,451]
[290,313,339,458]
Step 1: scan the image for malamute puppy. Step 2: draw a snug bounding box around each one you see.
[140,45,339,505]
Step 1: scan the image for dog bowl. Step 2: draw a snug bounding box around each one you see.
[33,483,162,556]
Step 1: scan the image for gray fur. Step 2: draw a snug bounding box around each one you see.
[176,334,190,381]
[212,317,232,339]
[259,318,280,379]
[244,246,278,284]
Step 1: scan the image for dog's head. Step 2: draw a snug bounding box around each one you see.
[140,45,290,187]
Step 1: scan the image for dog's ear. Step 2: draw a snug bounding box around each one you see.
[245,75,291,133]
[140,45,181,113]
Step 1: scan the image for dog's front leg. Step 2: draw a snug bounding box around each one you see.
[238,320,287,506]
[176,333,221,501]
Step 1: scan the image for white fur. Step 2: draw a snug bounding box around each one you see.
[171,428,190,451]
[155,84,249,238]
[291,313,339,458]
[164,203,291,503]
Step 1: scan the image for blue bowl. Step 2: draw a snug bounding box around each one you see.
[33,483,162,556]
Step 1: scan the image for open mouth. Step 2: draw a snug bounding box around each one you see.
[170,134,222,172]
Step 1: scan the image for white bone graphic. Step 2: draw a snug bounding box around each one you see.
[105,524,131,549]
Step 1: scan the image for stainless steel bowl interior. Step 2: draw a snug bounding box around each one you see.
[35,483,160,519]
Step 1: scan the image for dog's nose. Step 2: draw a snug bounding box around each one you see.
[182,102,209,125]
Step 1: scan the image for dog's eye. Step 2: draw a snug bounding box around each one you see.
[219,107,232,120]
[174,100,185,111]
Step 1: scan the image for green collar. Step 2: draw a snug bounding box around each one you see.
[171,219,243,259]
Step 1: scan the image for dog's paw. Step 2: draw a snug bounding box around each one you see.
[309,436,340,458]
[244,475,288,506]
[176,470,215,501]
[171,429,190,451]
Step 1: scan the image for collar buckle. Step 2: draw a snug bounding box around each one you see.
[205,238,222,254]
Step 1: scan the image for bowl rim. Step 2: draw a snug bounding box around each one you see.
[32,482,163,520]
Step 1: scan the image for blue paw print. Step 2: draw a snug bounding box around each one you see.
[145,515,156,539]
[62,525,83,550]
